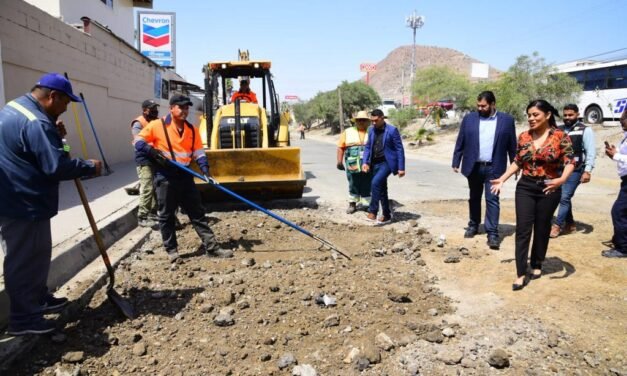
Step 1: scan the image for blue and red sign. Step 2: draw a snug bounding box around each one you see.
[138,12,176,68]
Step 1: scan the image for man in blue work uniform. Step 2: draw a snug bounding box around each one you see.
[0,73,102,335]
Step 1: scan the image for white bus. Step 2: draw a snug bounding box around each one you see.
[555,58,627,124]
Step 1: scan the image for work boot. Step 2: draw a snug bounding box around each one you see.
[550,224,561,238]
[206,246,234,258]
[346,202,357,214]
[167,249,180,263]
[7,318,56,336]
[487,235,500,250]
[40,295,69,314]
[464,227,478,238]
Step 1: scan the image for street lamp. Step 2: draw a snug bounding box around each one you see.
[406,11,425,106]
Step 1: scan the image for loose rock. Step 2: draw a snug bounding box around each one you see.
[436,349,464,365]
[214,311,235,327]
[488,348,510,368]
[322,314,340,328]
[62,352,84,364]
[375,332,395,351]
[132,342,147,356]
[292,364,317,376]
[277,353,297,369]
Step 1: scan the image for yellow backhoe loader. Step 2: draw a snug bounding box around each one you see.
[196,55,305,200]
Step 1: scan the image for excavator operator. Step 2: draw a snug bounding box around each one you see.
[230,77,258,104]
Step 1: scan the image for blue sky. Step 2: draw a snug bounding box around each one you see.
[147,0,624,100]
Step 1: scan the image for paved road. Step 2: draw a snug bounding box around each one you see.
[292,137,480,206]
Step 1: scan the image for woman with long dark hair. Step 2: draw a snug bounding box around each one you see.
[490,100,575,290]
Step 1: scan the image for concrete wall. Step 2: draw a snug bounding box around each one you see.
[25,0,136,46]
[0,0,195,165]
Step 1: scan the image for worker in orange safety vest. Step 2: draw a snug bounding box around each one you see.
[230,77,258,104]
[134,94,233,262]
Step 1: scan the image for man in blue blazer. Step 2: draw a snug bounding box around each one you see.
[452,91,517,249]
[362,109,405,224]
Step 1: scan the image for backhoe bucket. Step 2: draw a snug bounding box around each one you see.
[195,147,306,201]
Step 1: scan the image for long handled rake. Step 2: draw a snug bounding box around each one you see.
[168,159,351,260]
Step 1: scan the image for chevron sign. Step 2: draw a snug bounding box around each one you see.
[138,12,176,68]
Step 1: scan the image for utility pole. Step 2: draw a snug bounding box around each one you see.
[406,10,425,107]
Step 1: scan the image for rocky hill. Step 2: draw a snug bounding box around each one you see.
[366,45,501,103]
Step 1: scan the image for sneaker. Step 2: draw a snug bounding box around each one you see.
[7,319,56,336]
[601,249,627,258]
[138,218,158,228]
[376,215,392,225]
[40,295,69,314]
[366,212,377,222]
[550,224,561,238]
[346,202,357,214]
[487,235,500,250]
[464,228,478,238]
[167,250,180,263]
[206,247,234,258]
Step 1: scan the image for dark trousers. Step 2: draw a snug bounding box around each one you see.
[154,174,218,253]
[300,131,305,140]
[0,217,51,326]
[514,177,561,277]
[554,169,583,227]
[467,163,500,236]
[346,170,372,202]
[611,177,627,252]
[368,162,392,217]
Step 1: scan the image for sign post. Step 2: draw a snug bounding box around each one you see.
[137,11,176,68]
[360,63,377,85]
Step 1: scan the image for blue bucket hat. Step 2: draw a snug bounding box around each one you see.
[36,73,81,102]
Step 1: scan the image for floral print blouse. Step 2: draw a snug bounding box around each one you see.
[514,127,575,179]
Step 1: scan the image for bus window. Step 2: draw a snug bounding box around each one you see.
[570,71,585,86]
[608,66,627,89]
[584,68,608,91]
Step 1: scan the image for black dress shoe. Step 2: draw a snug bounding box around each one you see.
[487,236,500,250]
[512,276,529,291]
[464,228,478,238]
[530,270,542,280]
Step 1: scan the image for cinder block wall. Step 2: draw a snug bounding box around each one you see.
[0,0,173,164]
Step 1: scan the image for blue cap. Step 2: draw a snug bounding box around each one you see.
[36,73,81,102]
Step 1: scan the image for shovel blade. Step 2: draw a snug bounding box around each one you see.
[107,288,135,319]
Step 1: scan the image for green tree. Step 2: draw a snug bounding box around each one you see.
[388,107,419,129]
[411,66,473,109]
[294,81,380,134]
[494,52,582,121]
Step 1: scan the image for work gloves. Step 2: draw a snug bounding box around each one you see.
[148,148,169,168]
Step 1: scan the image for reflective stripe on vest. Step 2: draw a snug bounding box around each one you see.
[139,117,199,166]
[7,101,37,121]
[561,122,586,167]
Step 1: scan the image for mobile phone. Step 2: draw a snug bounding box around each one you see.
[605,141,610,148]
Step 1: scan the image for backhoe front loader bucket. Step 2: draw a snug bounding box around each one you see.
[194,147,306,201]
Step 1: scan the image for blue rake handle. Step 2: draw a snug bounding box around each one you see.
[168,159,351,260]
[79,93,113,175]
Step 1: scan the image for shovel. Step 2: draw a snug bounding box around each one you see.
[73,176,135,319]
[167,159,351,260]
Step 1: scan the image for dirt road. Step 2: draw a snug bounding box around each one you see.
[3,124,626,375]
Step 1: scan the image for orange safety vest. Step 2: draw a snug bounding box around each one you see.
[131,116,149,129]
[136,114,205,166]
[231,91,258,104]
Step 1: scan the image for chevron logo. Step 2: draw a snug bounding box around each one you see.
[143,24,170,47]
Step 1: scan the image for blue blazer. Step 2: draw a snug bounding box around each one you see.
[452,111,517,178]
[363,123,405,174]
